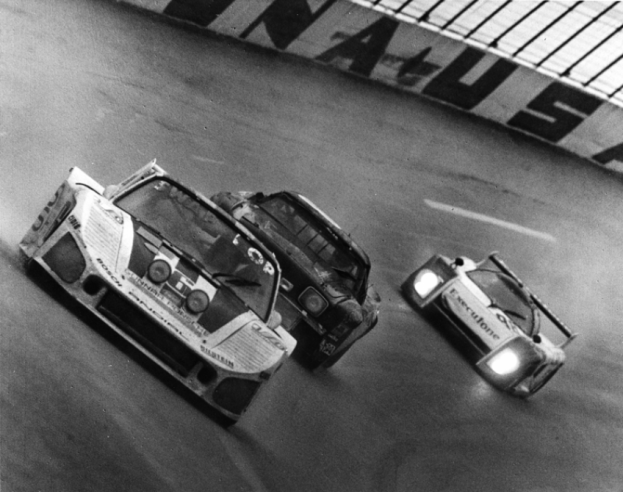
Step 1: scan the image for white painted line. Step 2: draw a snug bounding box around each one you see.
[190,155,225,165]
[424,199,556,243]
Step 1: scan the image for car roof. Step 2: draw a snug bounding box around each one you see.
[269,191,371,268]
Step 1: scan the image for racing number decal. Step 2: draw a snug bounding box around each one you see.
[496,313,513,330]
[32,183,66,231]
[248,247,264,265]
[247,247,275,275]
[263,262,275,276]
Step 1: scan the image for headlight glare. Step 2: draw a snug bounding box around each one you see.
[487,348,521,375]
[413,269,441,297]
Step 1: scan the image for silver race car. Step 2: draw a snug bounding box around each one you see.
[20,161,296,424]
[401,252,576,397]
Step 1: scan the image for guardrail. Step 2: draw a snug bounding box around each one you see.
[119,0,623,174]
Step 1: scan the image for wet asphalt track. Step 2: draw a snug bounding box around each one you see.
[2,1,623,491]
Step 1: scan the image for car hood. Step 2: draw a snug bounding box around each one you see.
[442,279,516,350]
[76,189,293,373]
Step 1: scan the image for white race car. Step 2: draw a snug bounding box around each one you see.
[20,161,296,424]
[401,252,576,397]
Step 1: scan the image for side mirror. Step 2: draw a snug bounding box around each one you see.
[267,310,282,330]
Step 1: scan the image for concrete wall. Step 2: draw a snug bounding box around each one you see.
[120,0,623,173]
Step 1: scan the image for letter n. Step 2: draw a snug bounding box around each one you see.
[241,0,339,50]
[422,47,517,110]
[316,16,399,77]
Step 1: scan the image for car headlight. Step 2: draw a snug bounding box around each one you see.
[413,269,441,297]
[186,289,210,314]
[147,259,172,284]
[298,287,328,316]
[487,348,521,375]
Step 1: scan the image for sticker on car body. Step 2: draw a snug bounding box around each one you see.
[443,283,514,349]
[84,202,123,267]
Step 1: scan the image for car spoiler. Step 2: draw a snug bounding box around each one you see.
[489,252,577,349]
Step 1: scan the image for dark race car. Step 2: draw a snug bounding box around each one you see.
[211,190,381,369]
[20,161,296,424]
[401,252,577,397]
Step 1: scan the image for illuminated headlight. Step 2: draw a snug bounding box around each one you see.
[487,348,521,375]
[298,287,328,316]
[413,269,442,297]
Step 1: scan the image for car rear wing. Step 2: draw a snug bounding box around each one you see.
[489,252,578,349]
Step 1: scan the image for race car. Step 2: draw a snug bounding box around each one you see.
[20,161,296,424]
[210,190,381,369]
[401,252,577,397]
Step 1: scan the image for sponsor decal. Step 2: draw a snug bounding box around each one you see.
[128,291,179,333]
[85,204,122,267]
[160,0,614,163]
[315,16,399,77]
[241,0,340,50]
[263,262,275,275]
[128,271,160,297]
[386,48,440,87]
[68,214,81,230]
[496,312,514,331]
[201,345,235,369]
[508,82,602,143]
[32,183,66,231]
[247,247,264,265]
[422,47,517,111]
[448,287,500,341]
[127,271,209,337]
[216,325,281,372]
[160,285,183,307]
[252,323,286,351]
[96,258,123,288]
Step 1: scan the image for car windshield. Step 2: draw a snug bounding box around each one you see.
[115,179,277,320]
[467,268,537,336]
[247,196,366,298]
